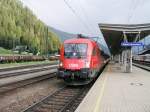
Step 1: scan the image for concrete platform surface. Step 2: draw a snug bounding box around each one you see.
[75,62,150,112]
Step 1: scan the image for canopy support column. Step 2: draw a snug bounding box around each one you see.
[123,32,133,73]
[121,52,124,65]
[130,48,132,72]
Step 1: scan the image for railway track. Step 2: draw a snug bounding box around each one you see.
[133,62,150,71]
[0,62,58,72]
[21,61,108,112]
[0,64,57,78]
[133,60,150,67]
[22,85,92,112]
[0,62,58,93]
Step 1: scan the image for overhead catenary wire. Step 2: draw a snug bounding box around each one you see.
[77,0,97,36]
[78,2,104,41]
[127,0,146,54]
[64,0,94,36]
[64,0,107,45]
[127,0,141,23]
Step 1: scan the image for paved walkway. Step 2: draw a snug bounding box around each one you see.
[76,62,150,112]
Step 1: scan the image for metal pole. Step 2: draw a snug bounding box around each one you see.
[144,37,146,49]
[45,26,49,59]
[130,47,132,72]
[121,52,124,65]
[46,27,49,58]
[124,50,127,72]
[13,38,15,62]
[119,54,121,64]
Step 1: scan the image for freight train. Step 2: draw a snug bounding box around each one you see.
[0,55,45,63]
[0,55,60,63]
[57,35,109,85]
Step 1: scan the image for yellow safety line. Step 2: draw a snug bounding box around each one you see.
[93,68,108,112]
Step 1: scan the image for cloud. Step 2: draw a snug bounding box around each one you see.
[21,0,150,37]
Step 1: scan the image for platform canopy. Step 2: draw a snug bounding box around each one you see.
[99,23,150,55]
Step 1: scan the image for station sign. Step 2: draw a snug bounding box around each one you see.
[121,42,144,46]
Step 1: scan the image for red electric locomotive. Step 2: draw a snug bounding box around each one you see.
[57,35,106,85]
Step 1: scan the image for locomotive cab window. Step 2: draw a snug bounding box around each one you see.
[64,43,87,58]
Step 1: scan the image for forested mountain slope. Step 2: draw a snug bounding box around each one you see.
[0,0,61,55]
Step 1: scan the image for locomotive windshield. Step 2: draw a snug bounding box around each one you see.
[64,43,87,58]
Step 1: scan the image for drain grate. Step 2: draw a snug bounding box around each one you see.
[130,83,143,86]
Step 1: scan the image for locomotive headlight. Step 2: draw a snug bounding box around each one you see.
[59,61,63,67]
[85,61,90,68]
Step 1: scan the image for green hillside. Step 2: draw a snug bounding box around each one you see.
[0,47,13,54]
[0,0,61,55]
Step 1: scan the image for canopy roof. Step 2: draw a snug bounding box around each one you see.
[99,23,150,55]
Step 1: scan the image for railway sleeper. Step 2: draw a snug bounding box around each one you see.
[52,96,73,100]
[44,101,65,106]
[54,94,77,97]
[50,99,70,102]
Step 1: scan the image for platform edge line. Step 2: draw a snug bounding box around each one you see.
[93,72,108,112]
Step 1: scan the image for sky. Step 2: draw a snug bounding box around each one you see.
[20,0,150,39]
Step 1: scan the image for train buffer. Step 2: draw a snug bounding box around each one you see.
[75,62,150,112]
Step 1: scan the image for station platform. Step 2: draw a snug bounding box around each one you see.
[75,62,150,112]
